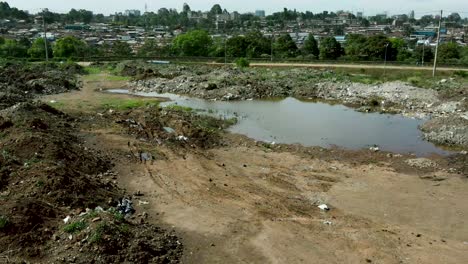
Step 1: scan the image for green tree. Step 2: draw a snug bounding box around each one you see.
[53,36,88,58]
[172,30,213,56]
[362,35,396,61]
[27,38,53,59]
[210,4,222,15]
[111,41,132,57]
[0,39,28,57]
[344,34,367,60]
[319,37,342,60]
[413,45,434,63]
[244,31,270,58]
[226,36,248,57]
[438,42,461,61]
[273,34,298,58]
[302,33,319,58]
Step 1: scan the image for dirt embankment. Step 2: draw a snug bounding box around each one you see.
[127,64,468,149]
[0,63,82,109]
[0,65,183,263]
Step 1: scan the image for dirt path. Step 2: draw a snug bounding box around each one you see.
[43,76,468,264]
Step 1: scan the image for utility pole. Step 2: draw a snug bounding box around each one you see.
[224,21,227,65]
[383,43,389,77]
[421,43,425,66]
[271,34,274,62]
[42,10,49,62]
[433,10,443,77]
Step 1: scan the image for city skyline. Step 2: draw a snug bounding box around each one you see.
[4,0,467,18]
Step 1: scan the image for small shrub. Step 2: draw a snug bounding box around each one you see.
[235,58,250,68]
[64,221,87,234]
[0,216,10,230]
[165,104,193,112]
[407,76,423,86]
[90,223,106,244]
[453,70,468,78]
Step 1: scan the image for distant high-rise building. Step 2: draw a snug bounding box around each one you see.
[410,10,415,19]
[255,10,266,17]
[125,9,141,16]
[356,12,363,18]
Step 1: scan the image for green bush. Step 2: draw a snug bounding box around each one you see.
[235,57,250,68]
[64,221,87,233]
[453,70,468,78]
[0,215,10,230]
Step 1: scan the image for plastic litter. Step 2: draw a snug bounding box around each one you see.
[138,200,149,205]
[318,204,330,211]
[176,135,189,141]
[63,215,71,224]
[163,127,176,134]
[117,198,135,217]
[369,146,380,152]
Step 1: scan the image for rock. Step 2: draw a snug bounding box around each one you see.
[406,158,437,169]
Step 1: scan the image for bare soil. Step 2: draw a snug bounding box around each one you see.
[38,75,468,264]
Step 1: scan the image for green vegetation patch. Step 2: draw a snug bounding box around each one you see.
[100,98,159,110]
[64,220,88,234]
[165,104,193,112]
[0,215,10,230]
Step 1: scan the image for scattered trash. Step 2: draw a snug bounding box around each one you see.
[138,200,150,205]
[117,198,135,217]
[369,146,380,152]
[92,217,101,222]
[63,216,71,224]
[163,127,176,134]
[460,151,467,155]
[140,152,153,162]
[94,206,105,213]
[49,100,57,104]
[134,191,144,197]
[318,204,330,211]
[176,135,188,141]
[323,221,333,225]
[68,235,73,240]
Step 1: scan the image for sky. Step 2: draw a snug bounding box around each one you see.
[4,0,468,17]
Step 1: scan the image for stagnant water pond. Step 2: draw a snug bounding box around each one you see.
[108,89,451,156]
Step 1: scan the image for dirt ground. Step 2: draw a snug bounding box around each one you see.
[38,74,468,264]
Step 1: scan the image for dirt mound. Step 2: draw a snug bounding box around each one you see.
[420,115,468,148]
[115,106,233,149]
[0,102,183,262]
[118,62,179,80]
[0,62,82,110]
[49,208,182,263]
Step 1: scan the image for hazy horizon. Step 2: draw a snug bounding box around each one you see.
[3,0,467,18]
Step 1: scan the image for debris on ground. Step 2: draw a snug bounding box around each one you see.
[318,204,330,211]
[405,158,438,169]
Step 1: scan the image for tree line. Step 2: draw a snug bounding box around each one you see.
[0,36,133,60]
[165,30,468,64]
[1,31,467,65]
